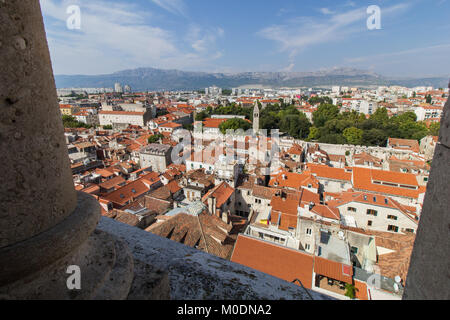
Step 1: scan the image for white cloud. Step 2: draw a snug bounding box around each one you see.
[150,0,187,17]
[187,25,224,53]
[281,63,295,72]
[258,3,412,59]
[319,8,334,15]
[39,0,223,74]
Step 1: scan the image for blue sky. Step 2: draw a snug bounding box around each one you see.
[40,0,450,77]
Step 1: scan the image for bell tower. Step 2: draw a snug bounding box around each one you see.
[253,100,260,133]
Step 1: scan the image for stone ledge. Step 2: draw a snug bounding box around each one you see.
[97,217,333,300]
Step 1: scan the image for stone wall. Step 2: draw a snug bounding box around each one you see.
[403,89,450,300]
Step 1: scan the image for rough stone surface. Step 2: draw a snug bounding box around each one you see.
[0,192,100,286]
[93,236,135,300]
[98,217,332,300]
[0,0,77,247]
[127,259,170,300]
[403,88,450,300]
[0,229,137,300]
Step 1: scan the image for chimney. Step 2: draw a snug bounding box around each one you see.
[222,210,230,224]
[207,197,215,215]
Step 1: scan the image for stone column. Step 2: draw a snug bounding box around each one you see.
[403,84,450,300]
[0,0,134,299]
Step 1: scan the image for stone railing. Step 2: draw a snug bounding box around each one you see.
[97,217,332,300]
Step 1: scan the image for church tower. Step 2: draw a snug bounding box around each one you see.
[253,100,260,133]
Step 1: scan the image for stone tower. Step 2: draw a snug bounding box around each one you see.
[253,100,260,133]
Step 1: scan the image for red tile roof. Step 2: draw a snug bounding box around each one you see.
[352,167,422,199]
[387,138,420,153]
[305,163,352,182]
[270,189,320,230]
[314,257,353,284]
[202,182,235,209]
[231,235,314,288]
[269,170,319,190]
[103,179,150,207]
[99,175,126,190]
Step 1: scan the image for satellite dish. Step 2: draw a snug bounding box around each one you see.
[394,276,401,283]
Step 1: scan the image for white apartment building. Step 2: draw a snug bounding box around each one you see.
[414,105,443,121]
[99,110,152,127]
[331,192,418,234]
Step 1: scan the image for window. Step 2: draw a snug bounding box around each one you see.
[405,228,415,233]
[347,207,357,212]
[388,225,399,233]
[367,209,378,216]
[387,215,398,220]
[367,220,373,226]
[306,228,312,235]
[305,244,311,251]
[384,198,388,205]
[351,246,358,254]
[373,196,377,202]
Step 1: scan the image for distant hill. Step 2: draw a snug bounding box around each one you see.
[54,67,449,91]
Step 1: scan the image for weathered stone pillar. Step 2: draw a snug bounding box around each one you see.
[0,0,135,299]
[403,84,450,300]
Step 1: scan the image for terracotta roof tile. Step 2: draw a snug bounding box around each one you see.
[231,235,314,288]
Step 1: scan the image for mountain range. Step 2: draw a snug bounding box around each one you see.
[54,67,449,91]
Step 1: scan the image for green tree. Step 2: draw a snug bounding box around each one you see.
[308,127,319,140]
[195,110,210,121]
[312,104,339,127]
[370,107,389,126]
[362,128,388,146]
[344,284,356,299]
[279,113,311,139]
[148,134,164,143]
[428,122,440,136]
[219,118,252,134]
[343,127,364,145]
[309,96,332,105]
[62,115,91,128]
